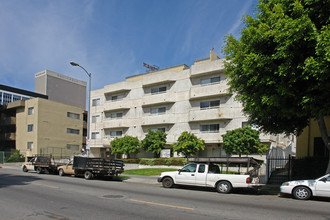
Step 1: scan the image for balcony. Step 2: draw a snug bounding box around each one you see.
[103,100,131,112]
[193,132,224,144]
[142,113,176,126]
[103,119,130,129]
[190,82,230,100]
[189,108,233,122]
[190,59,225,78]
[142,93,175,107]
[142,65,187,87]
[103,82,131,96]
[0,132,16,140]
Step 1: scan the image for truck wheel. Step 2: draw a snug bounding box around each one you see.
[162,177,174,188]
[293,186,311,200]
[22,166,28,172]
[59,169,65,176]
[216,181,232,194]
[36,167,43,174]
[84,171,93,180]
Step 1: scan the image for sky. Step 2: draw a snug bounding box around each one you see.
[0,0,258,92]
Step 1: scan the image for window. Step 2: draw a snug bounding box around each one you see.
[3,93,12,104]
[151,86,166,95]
[150,107,166,115]
[201,76,220,86]
[242,122,249,128]
[92,98,100,106]
[92,115,101,123]
[13,95,21,102]
[28,107,34,115]
[198,164,206,173]
[181,164,197,173]
[27,142,33,150]
[200,124,219,133]
[27,124,34,132]
[91,132,100,139]
[110,112,123,119]
[110,131,122,137]
[67,144,79,151]
[200,100,220,109]
[67,112,80,119]
[0,92,2,105]
[67,128,79,134]
[150,127,166,132]
[110,95,123,101]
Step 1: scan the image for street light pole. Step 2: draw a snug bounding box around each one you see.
[70,61,91,157]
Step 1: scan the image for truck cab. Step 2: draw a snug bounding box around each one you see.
[57,160,75,176]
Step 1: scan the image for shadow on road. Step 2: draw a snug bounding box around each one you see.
[172,184,280,196]
[0,173,42,188]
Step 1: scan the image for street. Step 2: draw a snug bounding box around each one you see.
[1,166,329,220]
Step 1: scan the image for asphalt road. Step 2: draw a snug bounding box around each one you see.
[1,165,330,220]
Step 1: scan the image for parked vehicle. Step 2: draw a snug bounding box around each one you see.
[280,174,330,200]
[57,156,124,180]
[22,155,68,174]
[158,157,263,193]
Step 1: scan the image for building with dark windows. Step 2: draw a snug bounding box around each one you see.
[0,84,48,152]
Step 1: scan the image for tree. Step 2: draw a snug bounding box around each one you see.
[223,0,330,173]
[222,126,269,156]
[141,130,167,157]
[172,131,206,157]
[7,150,25,162]
[110,136,140,158]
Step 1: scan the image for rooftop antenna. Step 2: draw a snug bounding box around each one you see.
[143,62,159,72]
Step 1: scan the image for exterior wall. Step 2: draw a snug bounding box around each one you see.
[296,117,330,158]
[0,84,48,151]
[89,51,294,158]
[35,70,87,109]
[15,98,85,158]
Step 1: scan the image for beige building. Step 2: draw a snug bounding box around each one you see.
[35,70,87,109]
[7,98,86,158]
[296,117,330,158]
[89,51,295,158]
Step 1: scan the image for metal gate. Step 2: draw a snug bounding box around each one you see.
[266,155,293,184]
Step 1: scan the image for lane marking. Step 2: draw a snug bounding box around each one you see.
[31,182,59,189]
[130,199,194,211]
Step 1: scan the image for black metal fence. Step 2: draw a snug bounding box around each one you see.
[266,155,293,184]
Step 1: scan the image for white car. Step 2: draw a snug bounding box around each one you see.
[280,174,330,200]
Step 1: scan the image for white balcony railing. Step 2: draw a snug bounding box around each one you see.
[190,83,230,100]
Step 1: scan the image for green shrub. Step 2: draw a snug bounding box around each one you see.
[136,158,187,166]
[6,150,25,162]
[122,158,140,164]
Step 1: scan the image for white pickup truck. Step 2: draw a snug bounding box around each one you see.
[158,157,263,193]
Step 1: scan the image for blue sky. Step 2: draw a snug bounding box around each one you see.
[0,0,258,91]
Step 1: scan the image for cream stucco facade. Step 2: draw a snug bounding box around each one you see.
[89,51,295,158]
[10,98,86,158]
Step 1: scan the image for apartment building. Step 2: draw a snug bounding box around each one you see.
[0,84,48,151]
[6,98,86,158]
[89,51,295,158]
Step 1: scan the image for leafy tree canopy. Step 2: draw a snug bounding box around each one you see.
[223,0,330,136]
[222,126,269,156]
[110,136,140,158]
[141,130,167,157]
[172,131,206,157]
[223,0,330,172]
